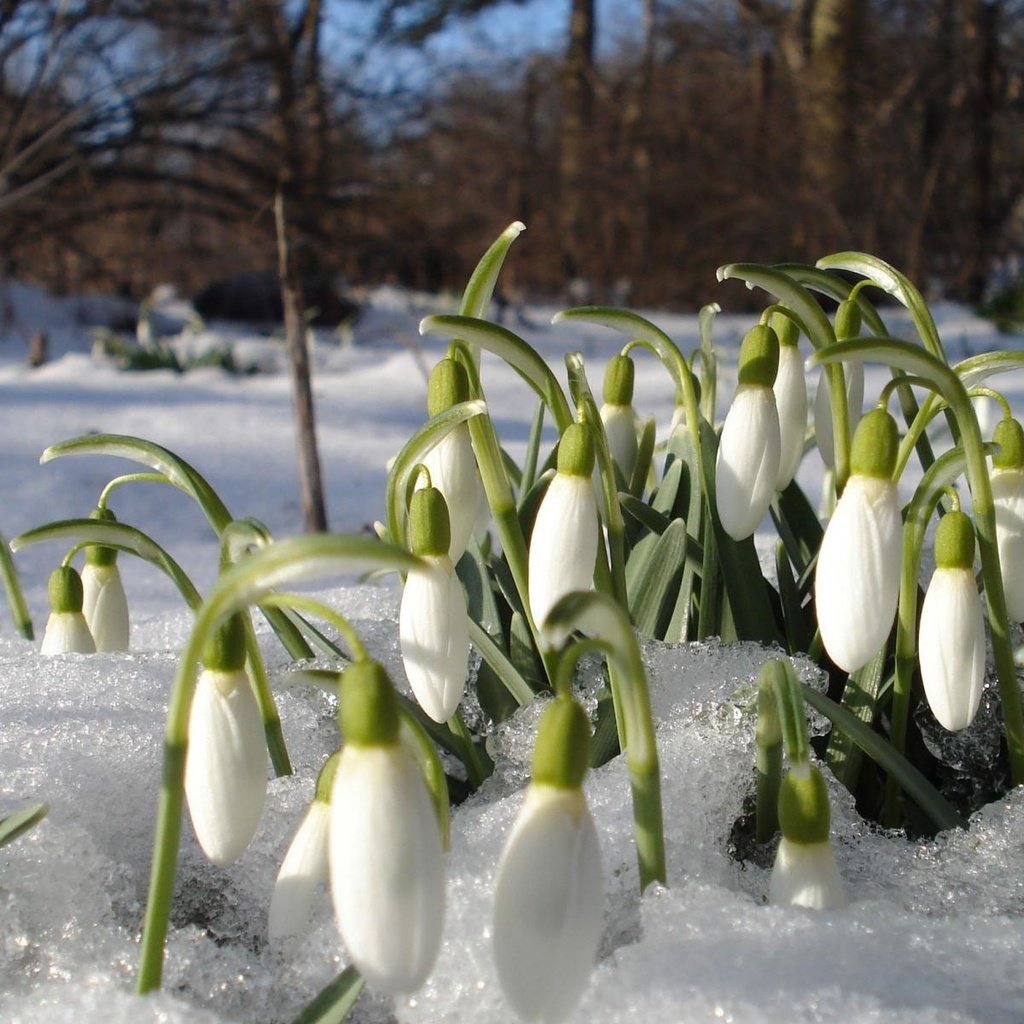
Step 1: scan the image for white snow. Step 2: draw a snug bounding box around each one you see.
[1,278,1024,1023]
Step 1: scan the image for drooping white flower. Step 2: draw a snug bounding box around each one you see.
[400,486,469,723]
[990,416,1024,622]
[769,835,847,910]
[493,696,603,1024]
[423,357,485,561]
[330,660,445,995]
[40,566,95,655]
[184,616,267,867]
[82,562,129,652]
[529,423,599,632]
[815,408,902,674]
[269,785,332,948]
[815,299,864,471]
[919,511,985,731]
[80,506,129,652]
[715,324,781,541]
[598,353,638,483]
[769,762,846,911]
[771,315,808,490]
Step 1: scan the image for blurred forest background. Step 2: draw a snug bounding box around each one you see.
[3,0,1024,312]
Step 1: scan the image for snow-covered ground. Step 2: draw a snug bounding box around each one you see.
[2,276,1024,1023]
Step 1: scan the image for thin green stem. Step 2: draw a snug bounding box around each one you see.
[98,472,173,507]
[0,534,33,639]
[446,709,488,789]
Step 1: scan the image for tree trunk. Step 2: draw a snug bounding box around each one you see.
[804,0,865,233]
[558,0,596,284]
[276,190,328,532]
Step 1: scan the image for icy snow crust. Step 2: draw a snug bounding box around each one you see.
[1,281,1024,1021]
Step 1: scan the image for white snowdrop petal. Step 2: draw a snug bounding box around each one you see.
[769,837,847,910]
[422,425,484,561]
[399,555,469,722]
[815,474,902,673]
[269,800,331,947]
[919,567,986,731]
[184,668,267,867]
[991,468,1024,621]
[329,745,445,995]
[82,563,130,652]
[493,785,604,1024]
[40,611,96,655]
[528,473,599,630]
[599,402,638,481]
[715,386,781,541]
[773,345,809,489]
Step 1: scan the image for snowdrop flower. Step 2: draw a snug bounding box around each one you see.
[81,507,129,652]
[919,510,985,731]
[493,696,603,1023]
[40,566,96,655]
[529,422,599,633]
[330,659,445,995]
[990,416,1024,621]
[815,408,902,673]
[184,615,267,867]
[771,313,808,490]
[715,323,781,540]
[269,753,337,948]
[599,353,638,482]
[399,486,470,722]
[422,357,484,562]
[815,300,864,471]
[769,762,846,910]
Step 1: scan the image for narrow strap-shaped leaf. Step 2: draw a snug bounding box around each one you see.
[520,400,546,497]
[825,648,888,792]
[619,494,672,537]
[816,251,946,360]
[627,518,688,640]
[954,349,1024,390]
[0,802,48,848]
[801,684,965,832]
[42,433,232,532]
[468,618,536,708]
[420,315,573,432]
[459,221,526,319]
[629,416,657,499]
[770,480,823,580]
[12,518,202,609]
[774,540,807,655]
[288,966,365,1024]
[0,534,33,638]
[696,302,719,422]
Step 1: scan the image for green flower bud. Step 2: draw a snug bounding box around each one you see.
[777,763,831,845]
[935,510,976,571]
[602,354,635,405]
[531,696,591,789]
[850,408,898,479]
[737,324,780,388]
[993,416,1024,470]
[556,422,596,477]
[340,659,401,747]
[409,486,452,557]
[202,613,247,672]
[48,565,84,613]
[427,358,471,417]
[769,311,799,348]
[85,506,118,567]
[835,300,862,341]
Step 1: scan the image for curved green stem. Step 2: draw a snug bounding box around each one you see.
[0,534,33,639]
[98,472,173,507]
[12,518,202,610]
[543,590,665,890]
